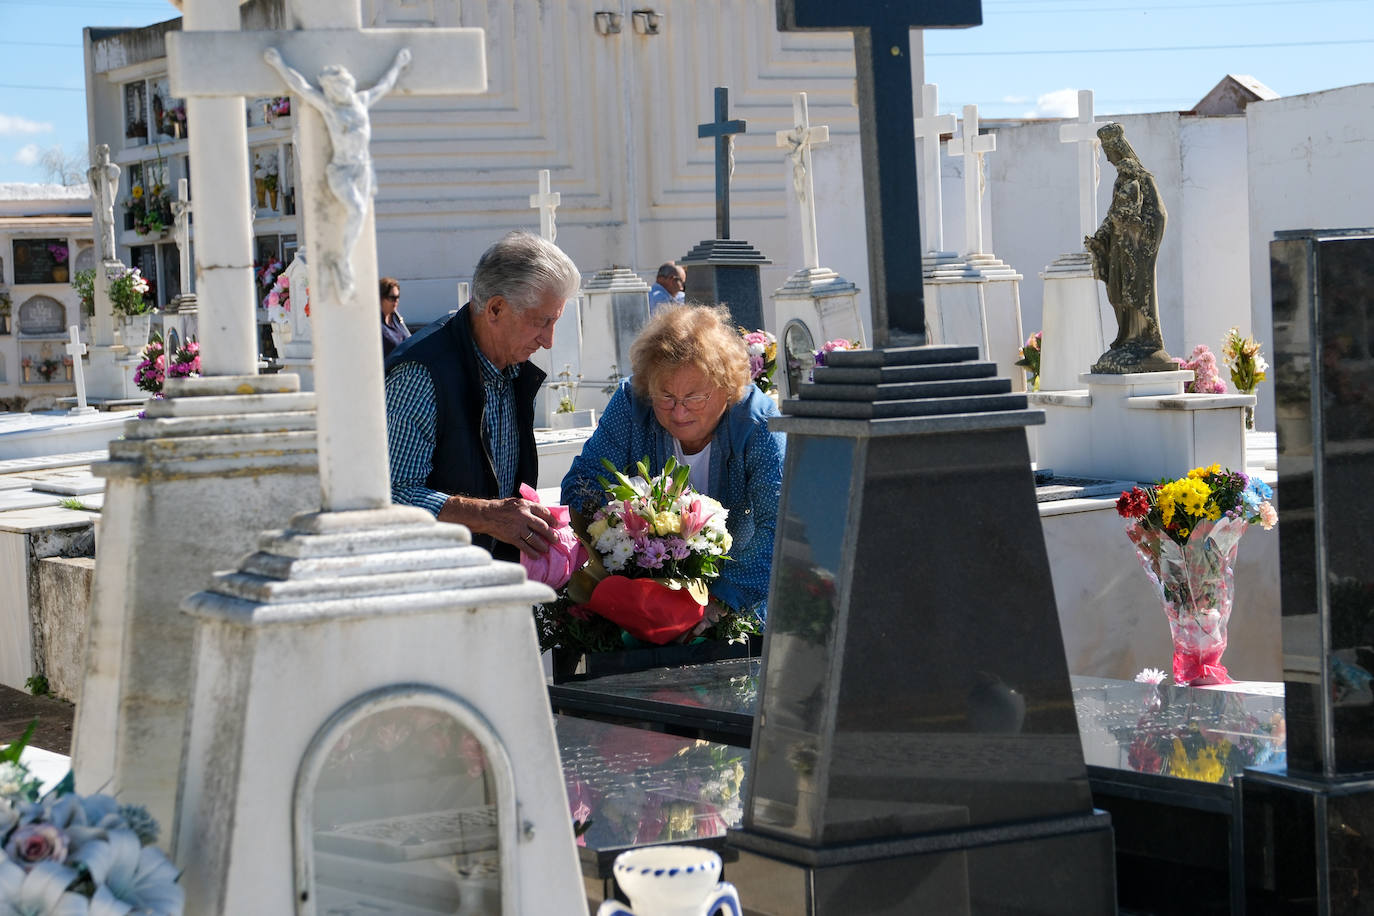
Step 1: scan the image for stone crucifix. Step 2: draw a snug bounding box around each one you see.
[87,145,120,263]
[914,84,957,256]
[529,169,560,243]
[1060,89,1105,242]
[948,104,995,257]
[167,3,487,510]
[65,326,96,415]
[699,87,747,240]
[775,91,830,271]
[777,0,982,346]
[170,178,193,300]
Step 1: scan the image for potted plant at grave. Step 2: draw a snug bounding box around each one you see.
[1016,330,1042,391]
[110,266,155,348]
[47,243,69,283]
[550,364,595,429]
[71,269,95,317]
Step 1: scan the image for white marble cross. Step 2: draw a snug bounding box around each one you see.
[948,104,996,257]
[1059,89,1105,241]
[170,178,192,299]
[775,91,830,271]
[65,325,95,414]
[914,84,957,256]
[168,2,486,511]
[529,169,561,243]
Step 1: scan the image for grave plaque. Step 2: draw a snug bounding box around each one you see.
[1239,229,1374,912]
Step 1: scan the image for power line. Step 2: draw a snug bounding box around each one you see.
[0,41,82,48]
[0,83,84,92]
[928,37,1374,55]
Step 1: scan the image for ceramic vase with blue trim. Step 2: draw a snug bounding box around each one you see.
[597,846,741,916]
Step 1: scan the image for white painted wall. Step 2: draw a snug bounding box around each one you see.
[1246,82,1374,428]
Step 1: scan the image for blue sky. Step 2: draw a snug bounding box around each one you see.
[1,0,1371,184]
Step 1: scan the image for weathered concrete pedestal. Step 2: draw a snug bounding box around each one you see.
[176,506,584,914]
[71,374,319,832]
[1030,370,1253,481]
[728,344,1115,915]
[680,238,771,332]
[924,255,1026,392]
[770,267,862,397]
[1038,251,1111,392]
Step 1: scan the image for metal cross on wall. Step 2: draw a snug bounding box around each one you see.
[698,87,747,241]
[776,0,982,346]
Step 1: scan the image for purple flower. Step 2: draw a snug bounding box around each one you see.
[665,537,691,561]
[638,538,668,569]
[5,823,69,869]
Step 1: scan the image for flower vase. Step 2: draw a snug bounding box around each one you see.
[268,187,279,211]
[51,266,69,284]
[1126,515,1249,686]
[120,313,154,350]
[597,847,741,916]
[254,179,267,209]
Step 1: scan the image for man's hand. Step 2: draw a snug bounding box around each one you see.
[438,494,556,559]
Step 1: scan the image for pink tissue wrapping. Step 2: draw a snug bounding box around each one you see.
[518,484,588,589]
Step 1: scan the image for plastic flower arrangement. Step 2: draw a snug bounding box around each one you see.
[1175,344,1226,394]
[1221,327,1268,429]
[739,329,777,394]
[255,256,284,296]
[0,727,185,915]
[46,244,69,265]
[264,271,308,323]
[128,182,170,236]
[1118,464,1277,685]
[108,267,152,318]
[813,338,861,368]
[1015,330,1042,390]
[135,334,200,394]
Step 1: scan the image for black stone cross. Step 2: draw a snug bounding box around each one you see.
[698,86,747,240]
[777,0,982,346]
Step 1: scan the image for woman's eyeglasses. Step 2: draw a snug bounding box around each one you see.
[654,392,711,412]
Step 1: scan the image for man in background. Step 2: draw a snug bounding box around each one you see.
[649,261,686,312]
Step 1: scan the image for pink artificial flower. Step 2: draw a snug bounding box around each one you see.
[4,823,69,870]
[1259,502,1277,530]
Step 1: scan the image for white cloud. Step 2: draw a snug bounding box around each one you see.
[14,144,41,166]
[0,113,54,136]
[1001,95,1030,105]
[1024,89,1082,119]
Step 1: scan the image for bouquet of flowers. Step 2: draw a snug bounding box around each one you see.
[1221,327,1268,429]
[537,457,759,653]
[813,338,861,369]
[739,329,777,394]
[1175,344,1227,394]
[109,267,152,318]
[264,271,308,324]
[134,334,201,394]
[1117,465,1277,685]
[1015,330,1042,390]
[255,256,284,298]
[47,244,68,265]
[1,726,184,914]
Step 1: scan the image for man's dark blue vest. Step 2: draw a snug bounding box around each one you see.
[385,304,544,561]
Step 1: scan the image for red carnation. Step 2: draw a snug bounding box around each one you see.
[1116,487,1151,519]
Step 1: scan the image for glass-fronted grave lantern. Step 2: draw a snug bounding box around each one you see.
[294,688,516,915]
[782,319,815,398]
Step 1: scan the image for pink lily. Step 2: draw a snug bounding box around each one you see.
[680,498,715,539]
[622,501,651,539]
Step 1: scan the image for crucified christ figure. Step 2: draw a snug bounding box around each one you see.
[264,46,411,298]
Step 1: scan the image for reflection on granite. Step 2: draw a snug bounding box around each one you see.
[1073,676,1285,785]
[555,716,748,868]
[554,662,1291,791]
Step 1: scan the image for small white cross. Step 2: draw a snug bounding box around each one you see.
[529,169,561,243]
[948,104,996,257]
[65,325,95,414]
[171,178,193,299]
[914,84,957,256]
[1059,89,1105,241]
[775,92,830,270]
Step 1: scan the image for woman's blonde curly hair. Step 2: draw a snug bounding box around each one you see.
[630,303,752,404]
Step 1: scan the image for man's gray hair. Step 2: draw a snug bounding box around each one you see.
[471,231,581,314]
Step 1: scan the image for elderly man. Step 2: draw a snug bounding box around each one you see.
[648,261,686,312]
[385,231,581,562]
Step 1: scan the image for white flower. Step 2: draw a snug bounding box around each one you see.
[605,540,635,572]
[0,859,89,916]
[70,831,182,916]
[1134,667,1168,685]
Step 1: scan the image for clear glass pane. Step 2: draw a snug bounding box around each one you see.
[782,320,815,395]
[310,704,501,915]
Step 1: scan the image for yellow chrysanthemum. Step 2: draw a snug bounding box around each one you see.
[652,510,682,536]
[131,184,144,200]
[1187,463,1222,480]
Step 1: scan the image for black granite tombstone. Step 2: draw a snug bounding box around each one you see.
[679,86,770,332]
[722,3,1117,914]
[1239,229,1374,914]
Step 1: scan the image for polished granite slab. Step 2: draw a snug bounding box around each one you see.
[551,662,1288,791]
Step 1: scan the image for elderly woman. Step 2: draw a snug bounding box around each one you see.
[561,304,785,622]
